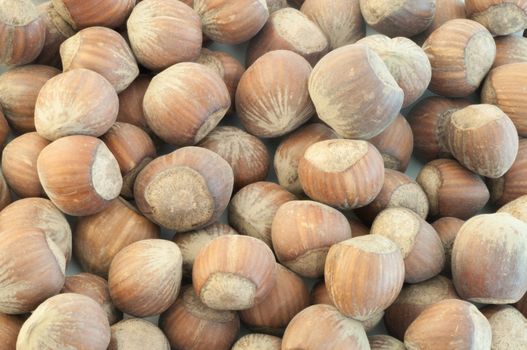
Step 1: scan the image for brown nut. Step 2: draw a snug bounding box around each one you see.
[325,235,405,321]
[229,181,296,247]
[498,195,527,224]
[309,44,403,139]
[52,0,135,29]
[74,197,160,277]
[109,239,183,317]
[143,63,230,146]
[36,2,75,67]
[465,0,527,36]
[298,139,385,209]
[109,319,170,350]
[194,0,269,45]
[301,0,365,50]
[282,304,369,350]
[493,35,527,68]
[127,0,202,71]
[0,65,60,133]
[412,0,467,45]
[369,335,406,350]
[271,200,351,278]
[62,273,122,325]
[1,132,49,198]
[452,213,527,304]
[431,217,465,275]
[16,293,111,350]
[159,286,240,350]
[423,19,496,97]
[198,126,270,191]
[60,27,139,93]
[193,235,277,310]
[416,159,490,219]
[0,313,23,349]
[134,147,233,231]
[34,69,119,141]
[0,0,46,65]
[404,299,492,350]
[232,334,282,350]
[246,8,329,66]
[116,75,152,132]
[359,0,436,37]
[481,305,527,349]
[37,135,123,216]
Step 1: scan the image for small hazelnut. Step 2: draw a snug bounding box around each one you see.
[134,147,233,231]
[267,0,288,13]
[52,0,135,29]
[452,213,527,304]
[0,313,23,349]
[412,0,466,45]
[159,286,240,350]
[143,63,230,146]
[1,132,49,198]
[298,139,385,209]
[36,2,75,67]
[246,8,329,66]
[423,19,496,97]
[493,36,527,68]
[282,304,369,349]
[308,44,403,139]
[325,235,405,321]
[116,75,152,133]
[239,264,310,334]
[127,0,202,71]
[34,69,119,141]
[229,181,296,247]
[232,334,282,350]
[481,305,527,349]
[109,239,183,317]
[300,0,365,49]
[74,197,160,277]
[416,159,490,219]
[404,299,491,350]
[359,0,436,37]
[465,0,527,36]
[498,195,527,224]
[37,135,123,216]
[271,200,351,277]
[109,319,170,350]
[0,65,60,133]
[192,235,277,310]
[431,217,465,275]
[368,335,406,350]
[16,293,111,350]
[194,0,269,45]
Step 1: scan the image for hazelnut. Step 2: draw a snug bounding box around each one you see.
[101,122,157,198]
[431,217,465,275]
[229,181,296,247]
[37,135,123,216]
[300,0,365,49]
[309,44,403,139]
[404,299,491,350]
[109,239,183,317]
[298,139,385,209]
[134,147,233,231]
[412,0,466,45]
[194,0,269,45]
[127,0,202,71]
[359,0,436,37]
[34,69,119,141]
[0,313,23,349]
[240,264,310,334]
[236,50,314,138]
[271,200,351,277]
[1,132,49,198]
[0,228,65,314]
[60,27,139,93]
[498,195,527,224]
[423,19,496,97]
[481,305,527,349]
[325,235,405,321]
[143,63,230,146]
[159,286,240,350]
[493,35,527,68]
[465,0,527,36]
[52,0,135,29]
[16,293,111,350]
[356,169,429,224]
[232,334,282,350]
[0,0,46,65]
[246,8,329,66]
[109,319,170,350]
[416,159,490,219]
[62,273,122,325]
[357,35,431,107]
[274,123,338,195]
[193,235,277,310]
[482,62,527,136]
[74,197,160,277]
[36,2,75,67]
[368,335,406,350]
[266,0,288,13]
[282,304,369,349]
[116,75,152,133]
[198,126,270,190]
[452,213,527,303]
[371,207,445,283]
[0,65,60,133]
[0,170,11,212]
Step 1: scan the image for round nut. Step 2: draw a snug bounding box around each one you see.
[109,319,170,350]
[52,0,135,29]
[481,305,527,349]
[465,0,527,36]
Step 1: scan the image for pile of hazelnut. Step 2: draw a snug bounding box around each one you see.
[1,0,527,349]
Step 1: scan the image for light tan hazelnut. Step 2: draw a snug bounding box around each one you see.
[498,195,527,224]
[481,305,527,349]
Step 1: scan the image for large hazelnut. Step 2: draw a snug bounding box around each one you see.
[309,44,403,139]
[0,313,23,349]
[232,334,282,350]
[36,2,75,67]
[481,305,527,349]
[369,335,406,350]
[465,0,527,35]
[116,75,152,132]
[498,195,527,224]
[109,319,170,350]
[412,0,467,45]
[52,0,135,29]
[493,36,527,68]
[431,217,465,275]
